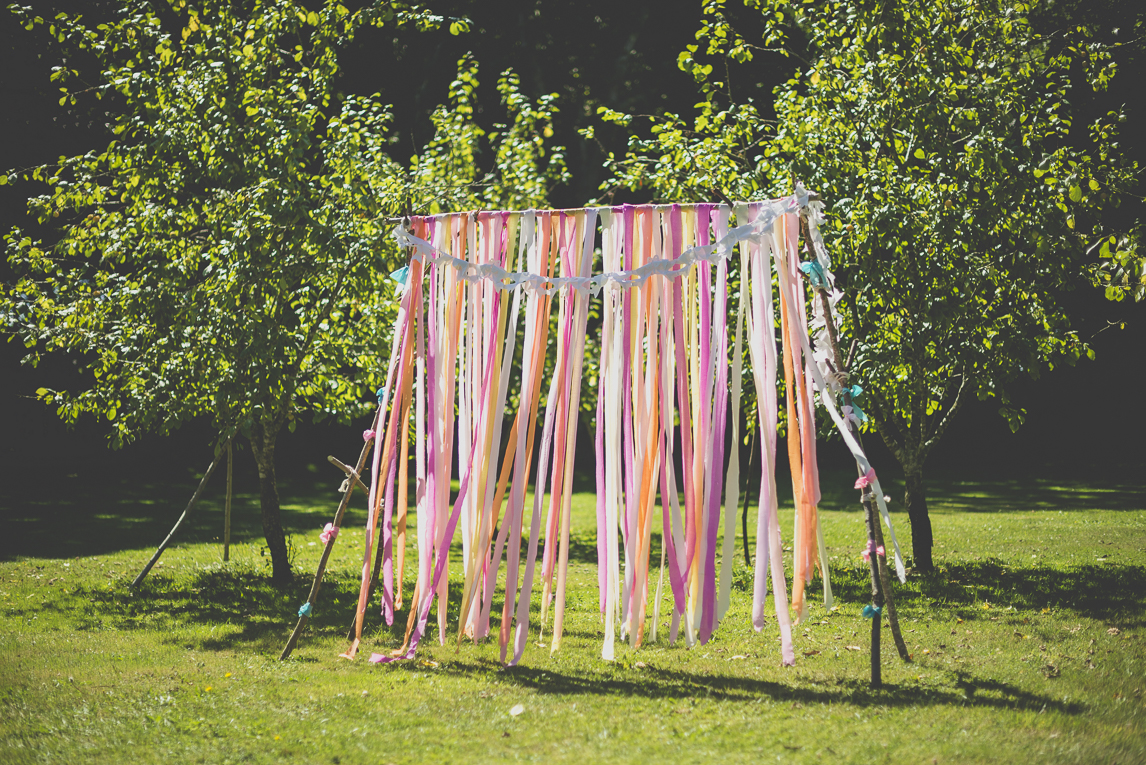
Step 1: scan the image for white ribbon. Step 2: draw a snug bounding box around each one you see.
[391,188,813,295]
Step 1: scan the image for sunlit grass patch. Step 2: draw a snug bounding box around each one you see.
[1,475,1144,763]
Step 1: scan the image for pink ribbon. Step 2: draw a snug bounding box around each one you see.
[861,541,885,562]
[319,523,339,546]
[854,468,876,490]
[363,429,376,441]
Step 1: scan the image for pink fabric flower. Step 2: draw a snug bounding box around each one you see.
[363,429,376,442]
[319,523,339,546]
[854,468,876,490]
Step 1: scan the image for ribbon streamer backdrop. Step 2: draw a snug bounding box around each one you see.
[339,187,905,666]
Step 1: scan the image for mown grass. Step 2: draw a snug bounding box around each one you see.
[1,469,1144,764]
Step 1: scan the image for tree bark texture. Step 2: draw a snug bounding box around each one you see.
[250,419,292,585]
[903,464,934,573]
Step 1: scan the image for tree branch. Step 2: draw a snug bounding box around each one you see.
[920,370,968,459]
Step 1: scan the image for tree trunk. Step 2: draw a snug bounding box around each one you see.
[903,463,934,573]
[250,419,292,586]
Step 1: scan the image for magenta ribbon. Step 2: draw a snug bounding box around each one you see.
[377,279,501,664]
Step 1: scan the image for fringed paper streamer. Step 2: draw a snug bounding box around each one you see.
[545,210,597,656]
[343,236,422,659]
[594,204,734,653]
[717,205,745,626]
[775,208,907,582]
[392,189,817,298]
[511,212,576,663]
[483,212,553,654]
[775,212,823,625]
[457,213,526,644]
[342,185,899,669]
[739,203,795,666]
[597,209,625,660]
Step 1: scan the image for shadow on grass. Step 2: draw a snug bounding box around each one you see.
[825,559,1146,626]
[0,477,356,562]
[8,558,1110,716]
[924,476,1145,514]
[380,654,1083,716]
[5,471,1141,564]
[812,471,1145,514]
[20,554,1145,655]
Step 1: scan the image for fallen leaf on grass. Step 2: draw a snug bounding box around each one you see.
[634,661,647,668]
[1108,627,1121,636]
[509,704,524,717]
[845,645,862,651]
[1043,664,1060,678]
[803,650,820,657]
[729,655,747,660]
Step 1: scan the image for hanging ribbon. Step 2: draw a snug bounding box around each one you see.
[330,186,906,670]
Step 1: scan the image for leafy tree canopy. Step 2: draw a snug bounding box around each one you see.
[599,0,1142,570]
[2,0,567,582]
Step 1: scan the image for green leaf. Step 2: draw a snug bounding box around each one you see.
[1069,185,1082,202]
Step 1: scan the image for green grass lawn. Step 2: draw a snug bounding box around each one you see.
[1,469,1144,764]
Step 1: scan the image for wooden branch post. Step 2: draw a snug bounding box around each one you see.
[798,214,909,687]
[278,436,375,661]
[132,441,225,588]
[820,299,910,688]
[223,440,233,562]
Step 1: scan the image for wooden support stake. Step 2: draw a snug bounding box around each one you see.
[278,437,376,661]
[797,214,909,687]
[862,487,883,687]
[223,440,233,562]
[819,289,910,666]
[132,442,224,588]
[328,455,369,494]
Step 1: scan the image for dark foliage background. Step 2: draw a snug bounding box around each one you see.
[2,0,1142,506]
